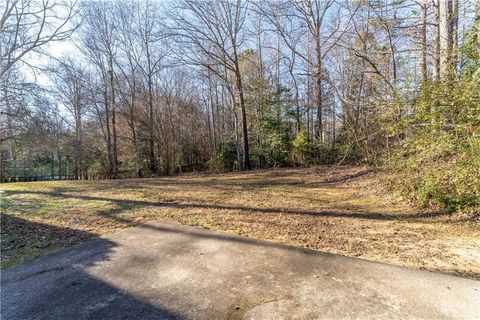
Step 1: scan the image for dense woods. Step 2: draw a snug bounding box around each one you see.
[1,0,479,213]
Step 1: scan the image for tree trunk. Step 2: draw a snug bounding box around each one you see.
[148,75,157,174]
[237,81,250,170]
[433,0,441,82]
[439,0,452,80]
[74,112,80,180]
[419,2,428,86]
[233,106,241,171]
[228,89,241,171]
[109,68,119,172]
[331,104,335,147]
[234,59,250,170]
[205,92,214,152]
[314,31,323,143]
[131,75,142,178]
[51,152,55,180]
[0,141,3,182]
[306,38,311,139]
[208,72,217,151]
[130,108,141,178]
[103,85,114,176]
[275,33,281,119]
[57,147,62,180]
[316,65,323,142]
[451,0,459,77]
[477,0,480,48]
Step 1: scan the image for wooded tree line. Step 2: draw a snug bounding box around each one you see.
[1,0,479,212]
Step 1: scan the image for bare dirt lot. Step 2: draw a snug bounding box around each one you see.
[1,166,479,278]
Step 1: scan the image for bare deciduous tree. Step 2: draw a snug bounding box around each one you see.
[0,0,80,78]
[171,0,252,169]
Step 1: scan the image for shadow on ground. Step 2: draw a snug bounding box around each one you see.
[34,167,375,193]
[0,217,182,320]
[1,215,95,268]
[4,190,443,223]
[2,219,479,320]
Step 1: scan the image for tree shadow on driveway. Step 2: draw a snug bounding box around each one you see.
[0,216,182,320]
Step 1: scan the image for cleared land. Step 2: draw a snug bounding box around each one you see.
[1,166,479,278]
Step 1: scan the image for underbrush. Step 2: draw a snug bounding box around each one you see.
[390,146,480,216]
[389,78,480,216]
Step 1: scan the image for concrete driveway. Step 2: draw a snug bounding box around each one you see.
[1,220,479,319]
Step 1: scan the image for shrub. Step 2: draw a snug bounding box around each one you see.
[207,136,238,172]
[252,116,292,167]
[390,77,480,215]
[292,131,311,166]
[292,131,360,166]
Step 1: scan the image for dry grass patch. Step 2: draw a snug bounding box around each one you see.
[1,166,479,278]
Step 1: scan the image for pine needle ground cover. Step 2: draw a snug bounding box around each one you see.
[1,166,478,278]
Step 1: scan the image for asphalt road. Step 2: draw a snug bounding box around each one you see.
[2,221,479,319]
